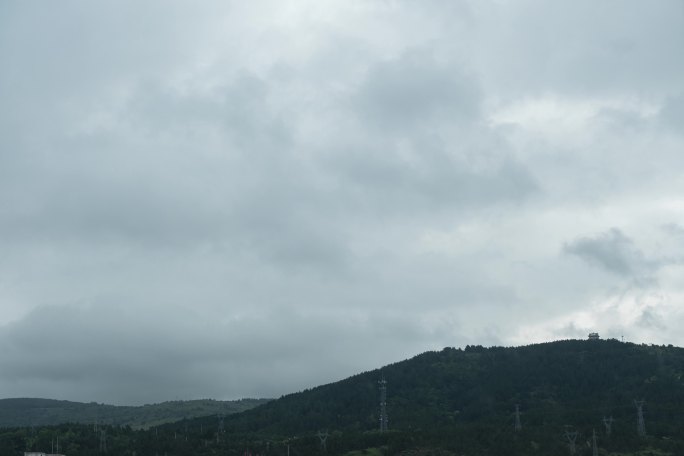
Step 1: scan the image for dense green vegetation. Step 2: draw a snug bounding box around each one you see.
[2,339,684,455]
[0,397,269,429]
[204,339,684,437]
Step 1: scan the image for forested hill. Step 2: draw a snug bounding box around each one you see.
[0,397,269,429]
[185,339,684,438]
[3,340,684,455]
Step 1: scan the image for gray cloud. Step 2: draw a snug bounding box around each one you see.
[637,305,666,330]
[0,303,463,403]
[470,0,684,97]
[327,143,537,218]
[0,0,683,404]
[662,223,684,238]
[563,228,649,277]
[352,51,481,131]
[659,94,684,133]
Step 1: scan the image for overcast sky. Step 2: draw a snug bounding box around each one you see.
[1,0,683,405]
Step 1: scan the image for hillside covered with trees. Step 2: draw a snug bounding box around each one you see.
[2,339,684,455]
[0,397,269,429]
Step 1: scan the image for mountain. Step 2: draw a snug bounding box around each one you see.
[190,339,684,434]
[0,397,270,429]
[175,339,684,454]
[3,339,684,455]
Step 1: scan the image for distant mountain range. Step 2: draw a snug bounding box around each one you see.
[0,397,270,429]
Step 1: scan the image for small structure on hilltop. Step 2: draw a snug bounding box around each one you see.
[588,332,600,340]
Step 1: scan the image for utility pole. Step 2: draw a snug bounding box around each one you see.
[592,428,598,456]
[379,375,388,432]
[602,416,614,436]
[514,404,522,432]
[564,428,578,456]
[634,400,646,436]
[317,430,329,452]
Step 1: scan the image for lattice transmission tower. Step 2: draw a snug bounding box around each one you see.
[318,430,329,452]
[564,428,578,455]
[379,375,388,432]
[602,416,614,436]
[634,400,646,437]
[99,429,107,453]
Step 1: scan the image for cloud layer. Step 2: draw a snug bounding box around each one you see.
[1,0,683,404]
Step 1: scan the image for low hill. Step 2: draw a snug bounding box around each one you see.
[176,339,684,454]
[0,397,270,429]
[187,339,684,434]
[3,339,684,455]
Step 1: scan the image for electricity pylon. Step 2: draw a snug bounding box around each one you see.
[634,400,646,437]
[318,430,329,452]
[564,428,578,455]
[99,429,107,453]
[379,376,388,432]
[602,416,613,436]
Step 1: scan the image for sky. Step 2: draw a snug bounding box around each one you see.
[1,0,683,405]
